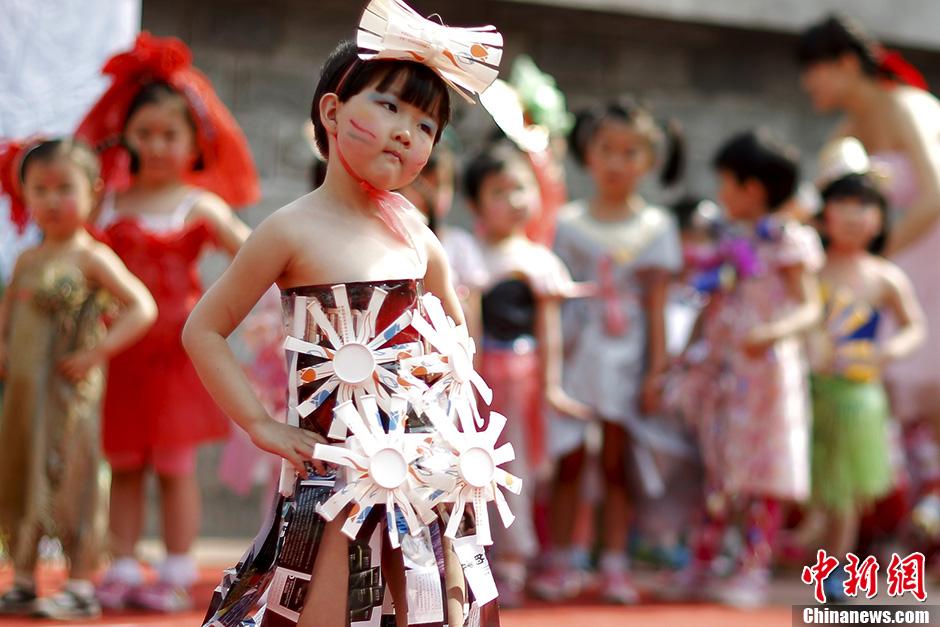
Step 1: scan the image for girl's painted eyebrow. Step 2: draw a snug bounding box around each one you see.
[367,91,398,103]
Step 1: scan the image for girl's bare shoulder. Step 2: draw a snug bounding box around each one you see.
[870,254,910,287]
[257,192,327,233]
[886,87,940,128]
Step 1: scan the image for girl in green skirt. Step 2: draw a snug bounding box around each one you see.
[808,138,926,599]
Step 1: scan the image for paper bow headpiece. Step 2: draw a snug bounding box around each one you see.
[815,137,890,193]
[816,137,870,189]
[357,0,503,103]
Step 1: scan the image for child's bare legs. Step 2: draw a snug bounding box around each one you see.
[299,515,349,626]
[824,507,860,557]
[791,505,826,549]
[598,421,636,603]
[549,447,586,550]
[1,529,39,609]
[150,470,200,597]
[812,506,859,603]
[381,536,409,625]
[158,472,200,557]
[532,447,586,599]
[108,468,146,564]
[600,422,629,555]
[97,467,146,608]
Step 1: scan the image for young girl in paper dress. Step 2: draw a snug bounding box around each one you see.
[807,139,925,600]
[533,99,684,604]
[0,139,156,619]
[76,33,258,611]
[674,130,823,606]
[185,2,514,625]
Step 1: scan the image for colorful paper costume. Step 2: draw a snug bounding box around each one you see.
[203,3,513,625]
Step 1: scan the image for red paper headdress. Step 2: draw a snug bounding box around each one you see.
[0,137,45,234]
[76,32,259,208]
[877,47,929,91]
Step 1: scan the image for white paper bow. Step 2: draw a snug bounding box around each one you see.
[357,0,503,102]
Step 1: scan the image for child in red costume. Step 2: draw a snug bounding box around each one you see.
[76,32,259,612]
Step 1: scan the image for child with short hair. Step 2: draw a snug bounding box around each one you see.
[676,129,824,606]
[0,138,156,619]
[464,142,590,605]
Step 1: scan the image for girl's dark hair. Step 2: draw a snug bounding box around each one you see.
[123,81,204,172]
[20,138,100,186]
[671,195,705,232]
[567,97,685,187]
[713,129,799,210]
[820,172,889,254]
[310,157,328,190]
[798,14,882,77]
[462,142,527,204]
[310,40,451,158]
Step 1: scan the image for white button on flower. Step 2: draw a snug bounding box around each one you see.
[423,403,521,546]
[314,395,440,548]
[284,285,426,439]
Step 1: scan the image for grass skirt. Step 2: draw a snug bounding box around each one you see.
[811,374,892,512]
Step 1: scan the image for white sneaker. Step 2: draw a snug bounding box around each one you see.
[530,567,583,601]
[599,571,640,605]
[710,568,770,609]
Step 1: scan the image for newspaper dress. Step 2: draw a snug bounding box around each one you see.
[204,279,519,627]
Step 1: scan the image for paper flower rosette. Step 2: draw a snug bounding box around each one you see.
[309,292,522,548]
[422,403,521,546]
[284,284,428,440]
[313,394,449,548]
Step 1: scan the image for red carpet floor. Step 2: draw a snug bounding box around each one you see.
[0,563,793,626]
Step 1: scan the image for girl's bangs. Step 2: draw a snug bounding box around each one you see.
[373,63,450,124]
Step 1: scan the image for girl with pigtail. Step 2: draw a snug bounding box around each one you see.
[533,98,685,604]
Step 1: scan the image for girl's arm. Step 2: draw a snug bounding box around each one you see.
[59,245,158,381]
[745,265,822,355]
[462,287,484,371]
[190,193,252,256]
[536,296,592,420]
[879,260,926,362]
[640,269,670,414]
[423,232,465,325]
[883,96,940,255]
[0,254,26,378]
[182,215,325,474]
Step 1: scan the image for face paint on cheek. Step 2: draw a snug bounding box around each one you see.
[348,118,378,143]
